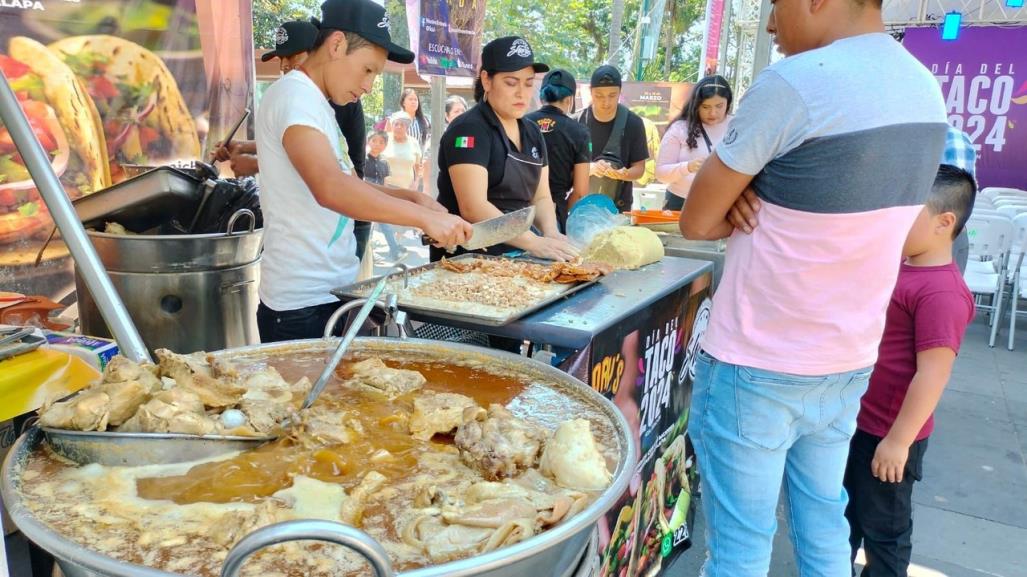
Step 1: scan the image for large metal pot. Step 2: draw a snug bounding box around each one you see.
[76,219,263,353]
[2,338,635,577]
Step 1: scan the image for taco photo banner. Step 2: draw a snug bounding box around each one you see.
[560,271,713,577]
[904,26,1027,189]
[0,0,253,299]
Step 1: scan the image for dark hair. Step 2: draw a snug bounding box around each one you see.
[369,130,388,142]
[929,164,977,239]
[540,83,574,103]
[400,88,430,139]
[309,19,373,54]
[474,68,498,103]
[678,75,733,150]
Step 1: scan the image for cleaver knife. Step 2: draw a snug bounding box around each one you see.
[421,206,536,250]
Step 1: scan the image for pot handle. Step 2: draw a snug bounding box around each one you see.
[219,520,395,577]
[226,208,256,236]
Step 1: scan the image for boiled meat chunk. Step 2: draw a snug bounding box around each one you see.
[38,389,111,431]
[100,379,151,426]
[340,471,387,526]
[155,349,244,409]
[102,356,161,393]
[539,419,611,491]
[455,404,545,480]
[409,392,478,440]
[344,358,426,399]
[119,388,217,436]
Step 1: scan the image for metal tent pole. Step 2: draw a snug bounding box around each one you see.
[0,72,151,363]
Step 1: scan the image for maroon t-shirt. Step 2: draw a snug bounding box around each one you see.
[857,261,975,440]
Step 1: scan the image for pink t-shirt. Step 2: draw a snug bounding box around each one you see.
[857,262,974,440]
[655,118,731,199]
[701,33,949,376]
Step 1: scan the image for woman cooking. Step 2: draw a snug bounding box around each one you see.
[655,75,733,210]
[255,0,470,342]
[433,36,578,263]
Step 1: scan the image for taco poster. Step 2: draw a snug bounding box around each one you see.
[0,0,252,298]
[569,272,712,577]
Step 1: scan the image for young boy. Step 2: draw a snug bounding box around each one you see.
[364,130,390,186]
[844,128,978,577]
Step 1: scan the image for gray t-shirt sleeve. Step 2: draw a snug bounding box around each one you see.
[717,70,810,176]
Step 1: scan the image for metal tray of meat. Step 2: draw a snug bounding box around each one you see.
[331,254,601,327]
[73,166,204,232]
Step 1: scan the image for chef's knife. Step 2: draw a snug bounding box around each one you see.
[421,205,536,250]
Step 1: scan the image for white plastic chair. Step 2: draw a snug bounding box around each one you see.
[1007,234,1027,350]
[982,187,1027,201]
[997,205,1027,219]
[994,197,1027,208]
[963,215,1015,346]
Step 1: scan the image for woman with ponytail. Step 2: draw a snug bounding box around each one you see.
[434,36,578,262]
[525,69,592,230]
[655,75,733,210]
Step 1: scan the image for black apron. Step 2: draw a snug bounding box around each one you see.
[431,121,543,260]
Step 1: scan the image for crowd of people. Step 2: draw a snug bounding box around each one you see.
[212,0,978,575]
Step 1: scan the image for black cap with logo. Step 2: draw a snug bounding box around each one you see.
[542,69,576,94]
[481,36,549,74]
[319,0,415,64]
[261,20,318,62]
[590,64,622,88]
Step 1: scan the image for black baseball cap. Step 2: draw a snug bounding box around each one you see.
[261,20,318,62]
[591,65,622,88]
[543,69,576,94]
[481,36,549,74]
[320,0,415,64]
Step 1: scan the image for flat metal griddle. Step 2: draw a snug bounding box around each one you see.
[332,254,600,327]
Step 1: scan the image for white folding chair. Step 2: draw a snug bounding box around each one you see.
[963,215,1015,346]
[1007,234,1027,350]
[994,197,1027,207]
[971,208,1004,219]
[997,205,1027,219]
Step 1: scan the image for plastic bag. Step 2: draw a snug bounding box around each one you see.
[566,203,629,248]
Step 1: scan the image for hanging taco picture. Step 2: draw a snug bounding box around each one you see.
[48,35,199,183]
[0,36,110,246]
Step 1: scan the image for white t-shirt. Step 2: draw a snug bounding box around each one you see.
[383,137,422,188]
[256,71,358,311]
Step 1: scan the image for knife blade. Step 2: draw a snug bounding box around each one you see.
[422,206,536,250]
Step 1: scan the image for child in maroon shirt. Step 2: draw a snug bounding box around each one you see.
[844,162,977,577]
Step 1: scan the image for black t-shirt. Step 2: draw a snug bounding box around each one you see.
[333,100,366,179]
[525,105,591,202]
[577,106,649,206]
[436,101,548,217]
[364,154,389,186]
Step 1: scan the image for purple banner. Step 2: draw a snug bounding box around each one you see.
[405,0,484,77]
[903,26,1027,189]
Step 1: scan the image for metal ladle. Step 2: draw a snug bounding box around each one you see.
[42,270,403,467]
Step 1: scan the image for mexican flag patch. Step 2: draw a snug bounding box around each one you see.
[455,136,475,149]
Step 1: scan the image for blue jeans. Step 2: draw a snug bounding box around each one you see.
[689,350,872,577]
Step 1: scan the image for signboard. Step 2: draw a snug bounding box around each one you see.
[562,272,713,576]
[700,0,726,76]
[903,26,1027,188]
[405,0,486,77]
[0,0,253,301]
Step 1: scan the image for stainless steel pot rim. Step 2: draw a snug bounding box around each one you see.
[3,337,636,577]
[86,230,263,241]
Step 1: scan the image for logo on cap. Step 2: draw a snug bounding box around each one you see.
[378,13,391,30]
[274,27,289,46]
[507,38,532,58]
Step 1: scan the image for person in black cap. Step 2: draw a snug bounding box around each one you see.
[576,64,649,212]
[254,0,471,343]
[525,69,591,231]
[434,36,578,263]
[262,19,319,73]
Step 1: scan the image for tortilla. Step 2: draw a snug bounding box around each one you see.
[48,35,199,182]
[0,37,110,245]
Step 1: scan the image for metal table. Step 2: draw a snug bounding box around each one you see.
[661,235,726,290]
[401,256,711,349]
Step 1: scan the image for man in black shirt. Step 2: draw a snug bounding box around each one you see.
[333,99,372,258]
[577,65,649,212]
[525,69,591,230]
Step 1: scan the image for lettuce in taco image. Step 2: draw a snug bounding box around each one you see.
[49,35,199,182]
[0,36,109,245]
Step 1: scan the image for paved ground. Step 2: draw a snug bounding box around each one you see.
[670,319,1027,577]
